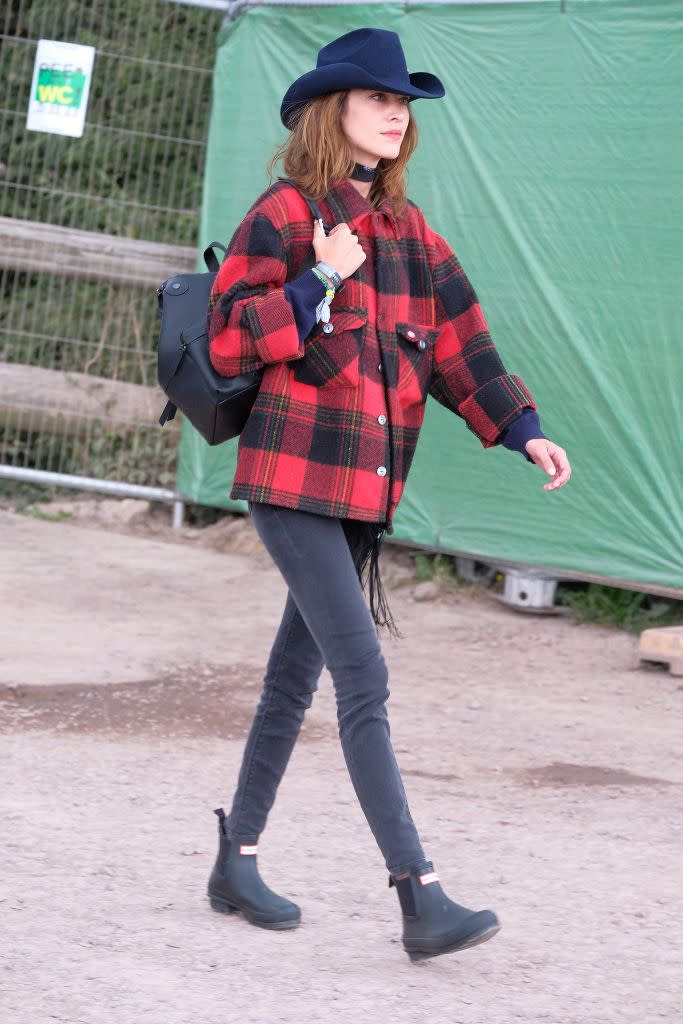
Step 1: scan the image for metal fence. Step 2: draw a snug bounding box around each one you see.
[0,0,228,524]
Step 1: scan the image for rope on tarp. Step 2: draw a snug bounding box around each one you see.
[201,0,556,24]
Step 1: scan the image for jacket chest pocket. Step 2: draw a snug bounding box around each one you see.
[395,322,441,409]
[293,307,368,389]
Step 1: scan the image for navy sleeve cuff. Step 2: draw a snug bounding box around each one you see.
[283,269,328,342]
[499,408,548,463]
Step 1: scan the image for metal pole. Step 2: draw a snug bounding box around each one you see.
[163,0,231,9]
[0,466,187,529]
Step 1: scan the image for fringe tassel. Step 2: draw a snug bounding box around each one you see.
[345,518,405,641]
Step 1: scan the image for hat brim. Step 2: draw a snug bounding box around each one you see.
[280,63,445,129]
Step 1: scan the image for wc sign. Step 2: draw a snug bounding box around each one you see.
[26,39,95,138]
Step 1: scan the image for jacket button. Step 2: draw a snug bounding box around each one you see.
[406,329,416,339]
[322,322,334,334]
[378,414,387,425]
[378,362,383,372]
[376,465,387,476]
[418,339,426,349]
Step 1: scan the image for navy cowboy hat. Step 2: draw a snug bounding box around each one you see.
[280,28,445,130]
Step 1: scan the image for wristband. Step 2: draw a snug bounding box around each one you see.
[315,260,343,291]
[310,267,336,324]
[311,266,336,293]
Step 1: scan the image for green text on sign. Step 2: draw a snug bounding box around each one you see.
[36,67,86,108]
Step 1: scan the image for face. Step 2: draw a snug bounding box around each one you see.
[340,88,410,166]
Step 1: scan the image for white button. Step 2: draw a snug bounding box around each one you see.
[378,362,383,372]
[378,414,387,425]
[406,330,416,338]
[377,465,387,476]
[418,339,426,350]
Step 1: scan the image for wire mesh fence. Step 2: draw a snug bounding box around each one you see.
[0,0,226,516]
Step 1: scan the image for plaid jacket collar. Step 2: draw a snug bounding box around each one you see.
[323,177,399,237]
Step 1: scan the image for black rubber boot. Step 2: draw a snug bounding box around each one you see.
[207,807,301,930]
[389,860,501,962]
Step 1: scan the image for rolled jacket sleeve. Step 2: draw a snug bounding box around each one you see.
[421,213,538,448]
[207,207,309,376]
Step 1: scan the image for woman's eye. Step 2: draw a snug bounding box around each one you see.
[372,93,410,104]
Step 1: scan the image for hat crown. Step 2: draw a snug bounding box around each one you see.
[280,27,445,130]
[317,28,408,78]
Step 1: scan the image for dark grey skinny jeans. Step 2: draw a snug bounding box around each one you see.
[222,499,427,875]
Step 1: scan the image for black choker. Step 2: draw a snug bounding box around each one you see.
[350,161,377,182]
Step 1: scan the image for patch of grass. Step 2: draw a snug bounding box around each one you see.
[412,552,463,589]
[20,505,74,521]
[555,582,683,633]
[410,555,683,633]
[182,503,231,529]
[0,480,79,511]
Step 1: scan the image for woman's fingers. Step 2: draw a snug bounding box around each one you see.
[543,446,571,490]
[525,439,572,490]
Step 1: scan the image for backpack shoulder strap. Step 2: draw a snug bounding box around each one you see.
[201,184,329,277]
[275,177,331,233]
[275,176,347,293]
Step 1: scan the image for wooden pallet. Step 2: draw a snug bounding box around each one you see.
[636,626,683,676]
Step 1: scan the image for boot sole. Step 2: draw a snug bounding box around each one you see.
[208,891,300,930]
[405,921,501,962]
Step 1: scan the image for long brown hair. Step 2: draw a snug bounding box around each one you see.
[266,91,418,218]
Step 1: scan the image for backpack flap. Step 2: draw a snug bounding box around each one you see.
[163,316,262,446]
[181,320,262,398]
[156,271,215,390]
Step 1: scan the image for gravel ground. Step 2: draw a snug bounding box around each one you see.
[0,498,681,1024]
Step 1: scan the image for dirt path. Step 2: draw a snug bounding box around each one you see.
[1,499,681,1024]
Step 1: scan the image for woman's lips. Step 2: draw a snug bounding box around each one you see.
[382,131,402,139]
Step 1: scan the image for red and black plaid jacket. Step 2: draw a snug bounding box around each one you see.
[207,177,537,534]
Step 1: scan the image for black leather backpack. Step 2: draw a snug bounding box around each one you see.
[156,180,327,446]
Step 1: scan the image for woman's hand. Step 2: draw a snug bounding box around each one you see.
[313,219,366,281]
[525,438,572,490]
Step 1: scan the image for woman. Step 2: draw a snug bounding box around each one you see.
[205,28,571,963]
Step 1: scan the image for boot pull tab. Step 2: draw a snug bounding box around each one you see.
[388,870,411,887]
[213,807,227,834]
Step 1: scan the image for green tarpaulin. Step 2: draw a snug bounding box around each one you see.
[177,1,682,593]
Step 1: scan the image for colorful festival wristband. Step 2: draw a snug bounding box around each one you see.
[311,266,336,292]
[315,260,343,290]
